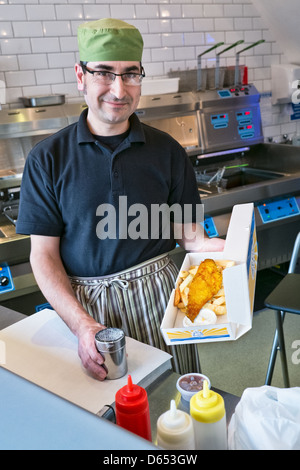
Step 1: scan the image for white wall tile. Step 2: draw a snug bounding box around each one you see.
[18,54,48,71]
[5,87,23,107]
[183,32,205,47]
[203,5,224,18]
[171,19,193,33]
[35,68,64,85]
[159,5,182,19]
[25,5,56,21]
[135,5,159,19]
[224,4,243,17]
[31,37,60,54]
[110,4,135,18]
[233,17,252,30]
[55,5,84,21]
[0,55,18,72]
[182,5,203,18]
[162,33,183,47]
[225,30,244,44]
[60,36,78,52]
[143,61,164,77]
[83,5,110,20]
[1,38,31,55]
[52,82,80,97]
[151,47,174,62]
[48,52,76,68]
[43,21,71,37]
[22,85,51,97]
[13,22,43,38]
[6,70,35,87]
[174,46,195,61]
[0,5,26,21]
[143,33,162,48]
[0,22,13,38]
[193,18,214,33]
[64,67,76,83]
[214,18,234,32]
[148,19,171,34]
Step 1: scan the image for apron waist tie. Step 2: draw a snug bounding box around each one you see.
[87,278,129,306]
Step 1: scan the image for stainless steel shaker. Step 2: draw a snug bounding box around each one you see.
[95,328,127,380]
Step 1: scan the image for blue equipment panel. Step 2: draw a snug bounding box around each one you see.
[210,113,229,129]
[0,264,15,294]
[257,197,300,223]
[35,302,54,312]
[217,89,231,98]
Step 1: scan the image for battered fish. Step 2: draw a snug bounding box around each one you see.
[186,259,223,322]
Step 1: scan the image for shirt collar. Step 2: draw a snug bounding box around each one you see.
[77,107,146,145]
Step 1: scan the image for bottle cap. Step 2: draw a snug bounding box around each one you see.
[157,400,194,446]
[190,380,225,423]
[161,400,186,429]
[115,375,148,414]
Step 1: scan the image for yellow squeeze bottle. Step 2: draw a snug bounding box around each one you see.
[190,380,227,450]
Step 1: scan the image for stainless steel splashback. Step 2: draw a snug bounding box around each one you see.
[137,92,195,119]
[0,106,68,137]
[0,102,88,189]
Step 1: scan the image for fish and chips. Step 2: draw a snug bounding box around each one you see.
[174,258,235,325]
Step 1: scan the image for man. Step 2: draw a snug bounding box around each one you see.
[16,18,225,380]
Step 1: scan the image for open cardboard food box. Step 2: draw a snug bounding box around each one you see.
[161,203,258,345]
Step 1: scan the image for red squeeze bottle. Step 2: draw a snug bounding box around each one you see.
[115,375,152,441]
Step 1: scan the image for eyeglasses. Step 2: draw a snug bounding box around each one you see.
[81,64,145,86]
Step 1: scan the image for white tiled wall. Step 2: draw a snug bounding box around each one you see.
[1,0,300,141]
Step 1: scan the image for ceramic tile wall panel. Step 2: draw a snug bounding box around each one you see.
[0,0,299,141]
[26,5,56,20]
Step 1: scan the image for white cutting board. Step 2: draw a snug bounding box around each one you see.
[0,309,172,414]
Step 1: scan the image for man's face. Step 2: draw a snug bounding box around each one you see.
[75,61,142,135]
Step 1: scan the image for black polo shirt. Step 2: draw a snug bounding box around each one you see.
[16,109,201,276]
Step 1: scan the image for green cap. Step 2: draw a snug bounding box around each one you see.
[77,18,144,62]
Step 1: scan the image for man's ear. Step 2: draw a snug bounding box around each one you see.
[75,63,85,91]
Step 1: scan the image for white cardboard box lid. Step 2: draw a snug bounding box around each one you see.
[222,202,256,325]
[223,203,255,262]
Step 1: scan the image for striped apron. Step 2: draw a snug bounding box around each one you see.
[69,254,201,375]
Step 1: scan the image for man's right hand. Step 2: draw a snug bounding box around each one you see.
[77,322,108,381]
